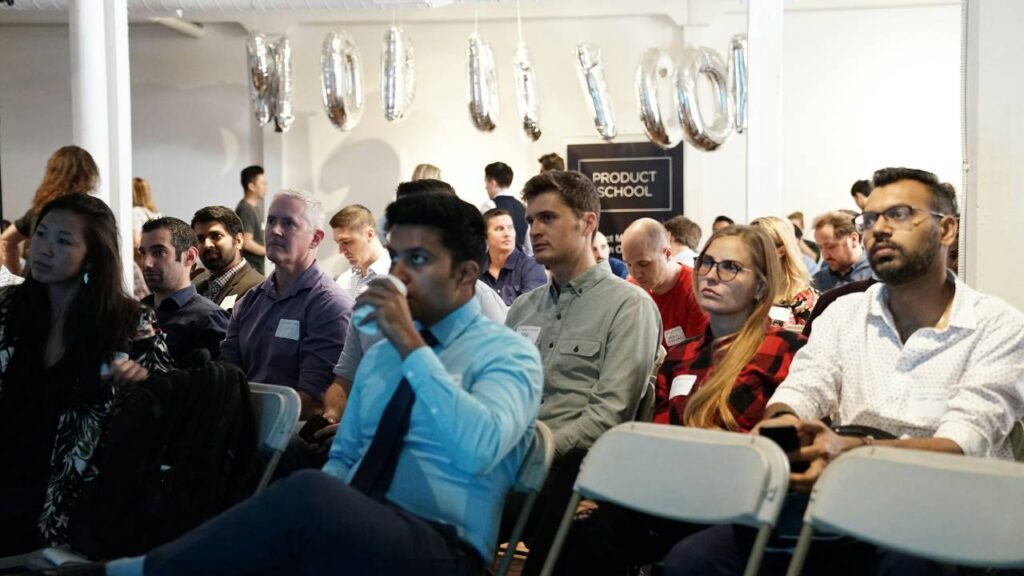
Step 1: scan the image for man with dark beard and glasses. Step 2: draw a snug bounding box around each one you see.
[665,167,1024,576]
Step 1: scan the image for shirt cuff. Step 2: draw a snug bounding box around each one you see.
[934,419,990,457]
[766,387,819,420]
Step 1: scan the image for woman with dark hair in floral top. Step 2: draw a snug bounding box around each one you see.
[0,193,172,555]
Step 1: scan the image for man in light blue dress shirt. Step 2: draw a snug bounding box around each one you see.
[106,192,543,576]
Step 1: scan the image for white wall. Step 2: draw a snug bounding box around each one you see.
[686,1,961,234]
[965,0,1024,309]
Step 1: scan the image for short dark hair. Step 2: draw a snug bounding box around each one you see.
[385,193,486,269]
[714,215,735,226]
[663,215,702,250]
[240,165,264,192]
[850,179,872,198]
[482,208,511,225]
[521,170,600,220]
[142,216,198,261]
[191,205,244,237]
[484,162,514,188]
[871,167,958,215]
[395,179,456,199]
[538,153,565,172]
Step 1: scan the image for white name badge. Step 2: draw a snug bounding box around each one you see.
[769,305,791,324]
[907,387,948,421]
[275,318,301,341]
[664,326,687,347]
[517,325,542,345]
[669,374,698,399]
[220,294,238,311]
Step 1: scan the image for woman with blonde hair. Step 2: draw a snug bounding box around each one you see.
[751,215,819,327]
[547,226,806,575]
[0,145,99,275]
[410,163,441,181]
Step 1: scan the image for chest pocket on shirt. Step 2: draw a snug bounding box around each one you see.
[555,338,602,388]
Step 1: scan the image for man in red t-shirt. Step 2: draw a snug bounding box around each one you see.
[622,218,709,422]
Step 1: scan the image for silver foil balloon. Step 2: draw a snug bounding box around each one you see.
[321,31,364,132]
[635,48,682,149]
[246,30,273,126]
[381,26,416,122]
[513,42,541,141]
[467,33,500,132]
[575,43,616,141]
[728,34,748,134]
[271,36,294,133]
[675,46,734,151]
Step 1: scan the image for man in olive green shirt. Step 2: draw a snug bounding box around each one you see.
[506,171,661,458]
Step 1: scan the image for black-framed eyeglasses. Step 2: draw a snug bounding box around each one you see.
[696,256,749,282]
[854,204,946,233]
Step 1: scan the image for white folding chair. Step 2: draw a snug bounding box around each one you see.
[540,422,790,576]
[493,421,556,576]
[248,382,301,494]
[786,446,1024,575]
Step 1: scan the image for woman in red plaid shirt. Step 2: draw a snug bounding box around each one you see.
[550,225,807,576]
[668,225,808,431]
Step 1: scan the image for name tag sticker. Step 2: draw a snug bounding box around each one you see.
[220,294,238,311]
[769,305,791,324]
[517,325,542,345]
[670,375,698,399]
[664,326,686,347]
[275,319,301,341]
[907,387,948,421]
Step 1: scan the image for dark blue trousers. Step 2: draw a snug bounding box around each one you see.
[144,470,481,576]
[664,523,944,576]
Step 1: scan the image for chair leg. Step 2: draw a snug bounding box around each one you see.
[742,523,773,576]
[495,491,540,576]
[538,492,582,576]
[784,523,815,576]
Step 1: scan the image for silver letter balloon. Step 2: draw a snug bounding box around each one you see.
[467,33,500,132]
[513,42,541,141]
[575,43,617,142]
[381,26,416,122]
[728,34,748,134]
[635,48,682,149]
[246,30,273,126]
[321,31,364,132]
[675,46,733,151]
[271,36,294,133]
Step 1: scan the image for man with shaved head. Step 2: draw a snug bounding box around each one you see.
[621,218,708,423]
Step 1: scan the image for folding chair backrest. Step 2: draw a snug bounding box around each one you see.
[575,422,790,528]
[514,420,555,492]
[248,382,301,493]
[804,446,1024,569]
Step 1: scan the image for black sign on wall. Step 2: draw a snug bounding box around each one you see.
[567,141,684,256]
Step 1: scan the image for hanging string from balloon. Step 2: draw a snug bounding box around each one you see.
[516,0,523,44]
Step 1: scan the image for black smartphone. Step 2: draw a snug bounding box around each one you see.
[299,415,331,444]
[760,425,809,472]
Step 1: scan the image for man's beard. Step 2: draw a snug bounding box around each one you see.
[871,230,940,285]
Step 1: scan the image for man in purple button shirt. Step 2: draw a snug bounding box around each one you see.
[221,189,354,417]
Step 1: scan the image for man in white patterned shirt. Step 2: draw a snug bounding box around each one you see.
[666,167,1024,576]
[331,204,390,299]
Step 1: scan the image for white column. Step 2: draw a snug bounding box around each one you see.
[105,0,135,290]
[69,0,110,202]
[745,0,784,221]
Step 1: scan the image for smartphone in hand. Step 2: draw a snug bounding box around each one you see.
[759,425,809,473]
[298,415,332,444]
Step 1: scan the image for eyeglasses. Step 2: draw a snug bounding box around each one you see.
[696,256,749,282]
[854,204,946,233]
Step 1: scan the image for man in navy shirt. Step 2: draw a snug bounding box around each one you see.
[484,162,530,253]
[481,208,547,306]
[139,217,229,364]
